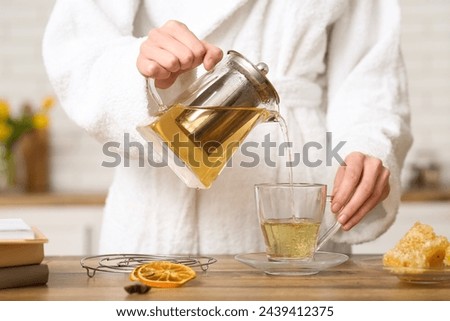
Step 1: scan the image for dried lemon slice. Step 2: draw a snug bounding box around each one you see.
[129,267,141,282]
[130,261,196,288]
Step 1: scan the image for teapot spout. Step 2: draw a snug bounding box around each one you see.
[263,103,280,123]
[266,112,280,123]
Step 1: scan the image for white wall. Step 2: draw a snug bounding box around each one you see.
[0,0,114,192]
[399,0,450,187]
[0,0,449,192]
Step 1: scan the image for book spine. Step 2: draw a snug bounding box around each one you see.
[0,264,49,290]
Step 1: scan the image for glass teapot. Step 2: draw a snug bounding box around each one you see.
[137,50,280,189]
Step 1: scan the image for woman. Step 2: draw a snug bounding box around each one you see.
[43,0,412,255]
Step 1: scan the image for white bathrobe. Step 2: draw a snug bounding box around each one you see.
[42,0,412,255]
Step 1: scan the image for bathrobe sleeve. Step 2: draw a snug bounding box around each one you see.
[42,0,153,150]
[325,0,413,243]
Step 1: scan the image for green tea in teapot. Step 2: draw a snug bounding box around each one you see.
[146,104,278,189]
[139,51,282,189]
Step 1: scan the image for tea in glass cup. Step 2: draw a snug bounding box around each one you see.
[255,183,341,262]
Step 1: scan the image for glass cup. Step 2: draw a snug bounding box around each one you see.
[255,183,341,262]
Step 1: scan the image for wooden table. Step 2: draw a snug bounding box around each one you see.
[0,255,449,301]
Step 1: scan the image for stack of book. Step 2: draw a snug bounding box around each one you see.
[0,218,49,290]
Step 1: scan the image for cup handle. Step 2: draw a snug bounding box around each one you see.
[146,78,167,113]
[316,195,342,251]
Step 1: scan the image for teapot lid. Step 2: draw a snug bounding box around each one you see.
[227,50,280,105]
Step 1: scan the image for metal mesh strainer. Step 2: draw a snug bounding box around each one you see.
[80,254,217,277]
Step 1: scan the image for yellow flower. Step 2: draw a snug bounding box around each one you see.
[0,100,10,120]
[0,121,12,142]
[41,96,55,111]
[32,113,49,129]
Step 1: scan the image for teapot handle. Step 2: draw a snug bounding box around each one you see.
[146,78,167,113]
[315,195,342,251]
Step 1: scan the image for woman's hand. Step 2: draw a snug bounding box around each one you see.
[331,152,390,231]
[137,20,223,89]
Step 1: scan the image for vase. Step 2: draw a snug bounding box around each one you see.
[0,145,17,192]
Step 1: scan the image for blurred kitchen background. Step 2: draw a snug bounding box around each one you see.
[0,0,449,255]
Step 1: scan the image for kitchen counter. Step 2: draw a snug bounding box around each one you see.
[0,193,106,206]
[401,188,450,202]
[1,188,450,207]
[1,256,448,301]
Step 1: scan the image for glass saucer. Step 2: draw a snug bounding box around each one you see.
[355,256,450,284]
[234,251,349,276]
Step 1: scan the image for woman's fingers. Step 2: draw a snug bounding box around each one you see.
[152,22,202,70]
[138,26,193,78]
[331,152,365,213]
[154,70,183,89]
[136,58,171,80]
[343,181,390,230]
[160,20,207,68]
[331,165,345,204]
[202,41,224,70]
[137,20,223,88]
[139,45,181,73]
[336,157,383,225]
[331,152,391,230]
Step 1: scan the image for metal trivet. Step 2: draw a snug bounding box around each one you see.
[80,254,217,278]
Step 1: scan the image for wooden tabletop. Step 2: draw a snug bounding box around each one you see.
[1,188,450,207]
[0,255,449,301]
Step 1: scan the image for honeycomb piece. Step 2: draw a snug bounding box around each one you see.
[444,245,450,267]
[383,222,449,269]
